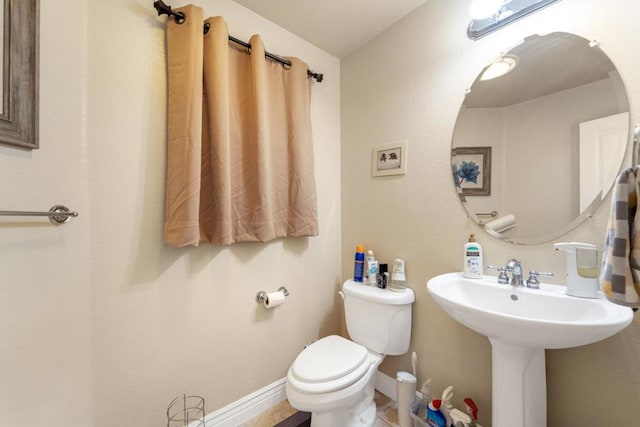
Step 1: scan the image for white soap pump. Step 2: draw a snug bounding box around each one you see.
[554,242,599,298]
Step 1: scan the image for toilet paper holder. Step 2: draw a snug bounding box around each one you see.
[256,287,289,304]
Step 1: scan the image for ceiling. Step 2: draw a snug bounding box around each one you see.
[232,0,430,58]
[465,33,617,108]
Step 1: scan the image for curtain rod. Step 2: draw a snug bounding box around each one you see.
[153,1,324,83]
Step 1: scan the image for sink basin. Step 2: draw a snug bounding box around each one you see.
[426,272,633,427]
[427,272,633,349]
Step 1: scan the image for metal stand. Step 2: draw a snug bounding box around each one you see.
[167,394,205,427]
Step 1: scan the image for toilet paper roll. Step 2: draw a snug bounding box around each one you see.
[264,291,286,309]
[484,213,516,233]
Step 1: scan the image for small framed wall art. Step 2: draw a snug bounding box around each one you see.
[451,146,492,196]
[372,141,408,177]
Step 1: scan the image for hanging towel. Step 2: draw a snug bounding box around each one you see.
[163,7,319,246]
[599,167,640,308]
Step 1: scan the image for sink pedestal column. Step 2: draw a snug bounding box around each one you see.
[490,340,546,427]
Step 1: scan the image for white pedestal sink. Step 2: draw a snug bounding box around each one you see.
[427,272,633,427]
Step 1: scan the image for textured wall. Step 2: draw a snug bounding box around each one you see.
[1,0,341,425]
[85,1,341,425]
[0,1,93,425]
[341,0,640,425]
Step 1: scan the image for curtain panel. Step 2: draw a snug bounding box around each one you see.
[164,6,318,247]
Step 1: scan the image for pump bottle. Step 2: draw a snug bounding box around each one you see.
[463,234,483,279]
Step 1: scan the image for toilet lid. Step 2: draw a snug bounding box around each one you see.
[289,335,370,393]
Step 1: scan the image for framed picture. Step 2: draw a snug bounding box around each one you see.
[452,146,491,196]
[372,141,407,177]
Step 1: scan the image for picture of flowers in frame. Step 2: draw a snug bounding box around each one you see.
[372,141,408,177]
[451,146,491,196]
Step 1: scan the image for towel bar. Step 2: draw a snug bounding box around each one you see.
[0,205,78,224]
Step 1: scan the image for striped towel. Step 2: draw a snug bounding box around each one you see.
[600,167,640,308]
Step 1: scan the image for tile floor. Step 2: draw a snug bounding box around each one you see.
[241,400,297,427]
[243,391,400,427]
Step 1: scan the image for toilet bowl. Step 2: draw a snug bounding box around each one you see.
[286,280,415,427]
[286,335,383,427]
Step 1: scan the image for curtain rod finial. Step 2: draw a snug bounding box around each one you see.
[153,0,185,24]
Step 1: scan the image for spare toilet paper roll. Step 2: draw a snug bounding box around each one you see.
[485,213,516,233]
[264,291,286,308]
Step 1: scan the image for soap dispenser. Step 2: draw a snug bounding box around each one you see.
[554,242,599,298]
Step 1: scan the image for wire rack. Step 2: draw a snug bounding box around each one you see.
[167,394,205,427]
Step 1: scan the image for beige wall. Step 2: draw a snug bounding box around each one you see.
[341,0,640,425]
[503,78,621,237]
[1,0,341,425]
[87,1,341,425]
[0,0,93,425]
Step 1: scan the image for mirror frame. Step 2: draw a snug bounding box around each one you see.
[0,0,39,150]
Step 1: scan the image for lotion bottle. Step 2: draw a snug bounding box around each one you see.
[463,234,483,279]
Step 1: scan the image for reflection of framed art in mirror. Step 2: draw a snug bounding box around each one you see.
[452,146,491,196]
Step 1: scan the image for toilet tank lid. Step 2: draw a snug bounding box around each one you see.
[343,280,415,304]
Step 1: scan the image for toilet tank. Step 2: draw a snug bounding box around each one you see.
[342,280,414,355]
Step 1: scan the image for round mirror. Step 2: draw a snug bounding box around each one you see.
[452,32,630,244]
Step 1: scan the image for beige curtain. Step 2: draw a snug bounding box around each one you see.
[164,6,318,247]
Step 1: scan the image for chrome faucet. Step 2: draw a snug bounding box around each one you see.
[489,259,553,289]
[506,259,524,287]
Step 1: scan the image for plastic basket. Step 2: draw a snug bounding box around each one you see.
[410,399,428,427]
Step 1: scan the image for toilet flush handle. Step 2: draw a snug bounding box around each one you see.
[338,291,345,300]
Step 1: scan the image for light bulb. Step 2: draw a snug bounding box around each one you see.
[469,0,505,20]
[480,55,518,81]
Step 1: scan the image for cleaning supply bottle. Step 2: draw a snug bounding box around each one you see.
[366,250,379,286]
[463,234,483,279]
[440,386,454,427]
[354,245,365,282]
[414,379,432,420]
[426,399,447,427]
[449,408,472,427]
[464,398,479,427]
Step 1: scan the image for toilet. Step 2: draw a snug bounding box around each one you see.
[286,280,415,427]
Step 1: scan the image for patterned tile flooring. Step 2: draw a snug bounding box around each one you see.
[243,390,400,427]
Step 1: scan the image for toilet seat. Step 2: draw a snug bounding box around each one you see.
[288,335,371,394]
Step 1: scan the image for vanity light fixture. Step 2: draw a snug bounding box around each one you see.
[467,0,562,40]
[469,0,505,20]
[480,55,518,81]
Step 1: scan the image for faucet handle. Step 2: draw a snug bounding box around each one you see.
[526,271,554,289]
[487,265,509,284]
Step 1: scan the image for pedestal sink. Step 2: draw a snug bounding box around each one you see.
[426,272,633,427]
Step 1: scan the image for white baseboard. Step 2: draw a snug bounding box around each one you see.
[202,370,400,427]
[375,371,397,401]
[203,377,287,427]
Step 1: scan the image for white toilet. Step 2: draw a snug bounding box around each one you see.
[286,280,415,427]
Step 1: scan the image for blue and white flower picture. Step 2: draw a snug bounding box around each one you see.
[451,146,491,196]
